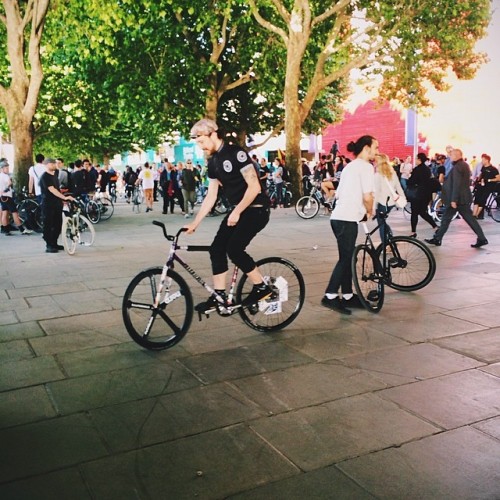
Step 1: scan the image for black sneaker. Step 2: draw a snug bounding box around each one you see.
[321,296,351,315]
[241,284,274,307]
[195,294,225,313]
[471,239,488,248]
[45,246,59,253]
[424,237,441,246]
[56,244,65,250]
[342,294,364,309]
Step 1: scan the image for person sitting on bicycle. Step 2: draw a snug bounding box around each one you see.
[472,154,499,219]
[184,118,273,312]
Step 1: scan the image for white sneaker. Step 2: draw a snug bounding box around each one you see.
[184,214,190,218]
[21,227,33,235]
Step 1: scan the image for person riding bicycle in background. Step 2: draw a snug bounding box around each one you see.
[321,135,377,315]
[184,118,272,312]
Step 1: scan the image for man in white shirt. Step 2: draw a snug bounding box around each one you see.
[28,153,47,203]
[137,162,155,212]
[322,135,377,315]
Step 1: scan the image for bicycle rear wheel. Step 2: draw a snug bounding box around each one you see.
[98,196,114,221]
[376,236,436,292]
[295,196,319,219]
[236,257,305,332]
[123,267,193,350]
[62,217,78,255]
[18,199,42,232]
[78,215,95,246]
[352,245,384,312]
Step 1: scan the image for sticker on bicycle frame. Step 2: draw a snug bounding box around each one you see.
[259,275,288,314]
[237,151,248,163]
[223,160,233,173]
[163,291,182,304]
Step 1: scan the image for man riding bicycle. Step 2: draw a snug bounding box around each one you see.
[184,118,273,312]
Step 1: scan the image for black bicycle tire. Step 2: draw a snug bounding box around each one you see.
[236,257,305,332]
[490,195,500,222]
[86,200,101,224]
[17,199,39,231]
[352,245,384,313]
[98,196,114,221]
[376,236,436,292]
[122,267,193,350]
[295,196,320,219]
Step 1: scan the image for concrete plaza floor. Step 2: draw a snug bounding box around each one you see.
[1,200,499,499]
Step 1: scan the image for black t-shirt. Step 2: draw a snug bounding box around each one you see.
[481,165,499,182]
[207,143,269,206]
[72,169,87,195]
[40,172,63,208]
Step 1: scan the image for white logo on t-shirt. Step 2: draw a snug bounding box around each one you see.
[237,151,247,163]
[223,160,233,173]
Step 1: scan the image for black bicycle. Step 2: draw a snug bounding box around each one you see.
[352,210,437,312]
[122,221,306,350]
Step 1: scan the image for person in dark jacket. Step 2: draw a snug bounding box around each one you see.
[425,149,488,248]
[406,153,438,238]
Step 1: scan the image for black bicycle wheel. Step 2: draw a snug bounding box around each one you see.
[376,236,436,292]
[86,200,101,224]
[236,257,305,332]
[295,196,320,219]
[17,199,41,231]
[98,196,114,221]
[490,195,500,222]
[123,267,193,350]
[352,245,384,313]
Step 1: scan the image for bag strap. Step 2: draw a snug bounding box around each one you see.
[384,177,399,199]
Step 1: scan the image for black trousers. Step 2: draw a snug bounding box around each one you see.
[42,204,62,248]
[410,198,436,233]
[210,207,270,275]
[325,220,358,295]
[434,203,486,242]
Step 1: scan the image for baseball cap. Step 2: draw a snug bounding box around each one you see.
[0,158,9,168]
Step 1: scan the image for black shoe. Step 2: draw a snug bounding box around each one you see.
[321,296,351,315]
[195,295,224,313]
[56,244,64,250]
[241,284,274,307]
[342,294,364,309]
[7,224,19,231]
[46,246,59,253]
[471,239,488,248]
[425,238,441,246]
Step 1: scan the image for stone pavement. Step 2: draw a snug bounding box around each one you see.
[1,200,499,499]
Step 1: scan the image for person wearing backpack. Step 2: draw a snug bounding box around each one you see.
[273,158,285,208]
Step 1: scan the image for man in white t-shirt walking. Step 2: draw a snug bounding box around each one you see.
[322,135,378,315]
[137,162,155,212]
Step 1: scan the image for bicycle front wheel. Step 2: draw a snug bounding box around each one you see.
[236,257,305,332]
[62,217,78,255]
[86,200,101,224]
[122,267,193,350]
[376,236,436,292]
[78,215,95,246]
[489,195,500,222]
[98,196,114,221]
[352,245,384,312]
[295,196,320,219]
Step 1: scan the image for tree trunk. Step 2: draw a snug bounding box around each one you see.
[9,113,34,190]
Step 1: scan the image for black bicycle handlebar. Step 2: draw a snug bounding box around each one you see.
[152,220,188,241]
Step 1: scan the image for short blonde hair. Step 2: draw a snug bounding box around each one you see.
[190,118,218,137]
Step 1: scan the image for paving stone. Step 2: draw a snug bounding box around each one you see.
[0,310,18,326]
[232,362,386,413]
[229,465,375,499]
[420,288,493,310]
[0,356,65,391]
[343,343,483,386]
[56,342,169,377]
[473,416,500,441]
[90,382,266,453]
[435,327,500,363]
[179,342,313,384]
[0,385,56,429]
[0,467,91,500]
[47,360,201,414]
[250,393,439,471]
[0,339,33,363]
[6,281,88,299]
[29,330,121,356]
[380,369,500,429]
[0,321,45,342]
[40,309,123,335]
[338,427,500,499]
[481,361,500,377]
[442,303,500,328]
[81,425,298,499]
[0,413,108,483]
[283,323,407,362]
[0,297,28,313]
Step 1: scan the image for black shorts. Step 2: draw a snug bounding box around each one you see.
[0,196,17,212]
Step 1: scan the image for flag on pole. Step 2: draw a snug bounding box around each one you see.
[405,109,417,146]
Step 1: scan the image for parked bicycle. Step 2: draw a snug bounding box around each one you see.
[61,200,95,255]
[132,185,144,213]
[122,221,306,350]
[295,178,335,219]
[267,180,292,208]
[16,187,43,232]
[352,209,436,312]
[482,191,500,222]
[93,189,115,221]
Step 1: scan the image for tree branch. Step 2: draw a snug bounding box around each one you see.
[247,0,288,44]
[312,0,351,27]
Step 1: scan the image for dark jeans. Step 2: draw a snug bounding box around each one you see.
[434,203,486,242]
[210,207,270,275]
[376,203,394,244]
[325,220,358,295]
[410,198,436,233]
[42,203,62,248]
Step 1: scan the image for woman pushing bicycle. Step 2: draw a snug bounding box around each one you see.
[184,119,273,312]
